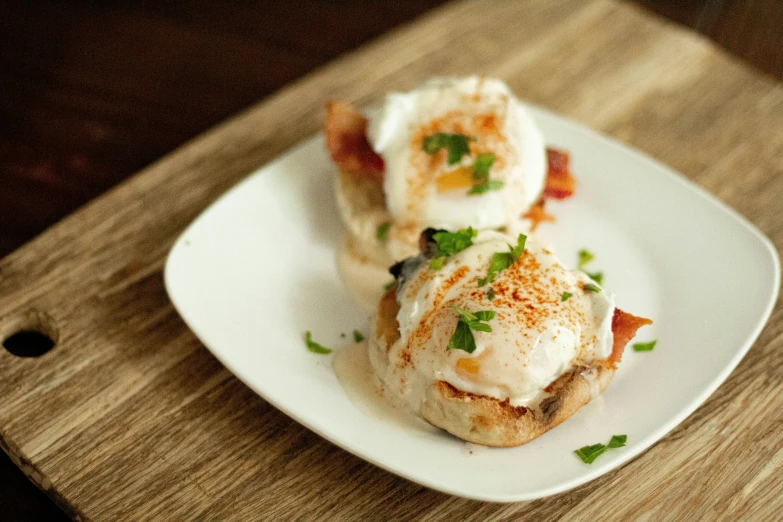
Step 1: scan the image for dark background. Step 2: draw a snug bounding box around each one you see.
[1,0,781,519]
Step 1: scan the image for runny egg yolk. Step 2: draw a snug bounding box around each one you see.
[455,357,480,380]
[435,166,475,192]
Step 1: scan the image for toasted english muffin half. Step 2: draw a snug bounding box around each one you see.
[421,365,615,447]
[335,170,420,266]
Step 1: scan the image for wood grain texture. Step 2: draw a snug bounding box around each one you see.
[1,0,782,519]
[636,0,783,79]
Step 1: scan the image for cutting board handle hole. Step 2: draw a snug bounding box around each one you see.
[0,309,59,358]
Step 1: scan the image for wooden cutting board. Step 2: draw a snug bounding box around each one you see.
[1,0,781,519]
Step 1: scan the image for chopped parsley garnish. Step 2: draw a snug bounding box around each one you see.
[633,340,657,352]
[585,271,604,285]
[583,282,601,293]
[509,233,527,259]
[574,434,627,464]
[304,331,332,355]
[340,333,346,338]
[561,292,572,301]
[607,434,627,448]
[433,227,477,256]
[353,330,365,343]
[449,321,476,353]
[487,288,495,301]
[376,222,391,242]
[478,233,527,286]
[469,179,505,195]
[574,444,606,464]
[472,151,495,178]
[578,249,595,268]
[429,227,477,269]
[422,133,472,165]
[383,279,396,291]
[448,306,496,353]
[479,253,514,286]
[468,152,505,195]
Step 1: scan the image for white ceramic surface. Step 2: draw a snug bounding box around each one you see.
[164,107,780,502]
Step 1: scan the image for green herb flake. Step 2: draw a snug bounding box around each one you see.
[433,227,477,257]
[468,179,505,195]
[376,222,391,242]
[468,152,504,195]
[447,306,496,353]
[585,271,604,285]
[422,133,472,165]
[478,252,514,286]
[607,434,627,448]
[447,320,476,353]
[487,288,495,301]
[578,249,595,268]
[509,233,527,259]
[561,292,572,302]
[340,333,346,338]
[633,340,657,352]
[452,306,478,323]
[574,434,627,464]
[353,330,365,343]
[583,282,601,293]
[472,152,496,180]
[473,310,496,321]
[469,322,492,332]
[304,331,332,355]
[574,444,607,464]
[478,233,527,286]
[428,227,478,270]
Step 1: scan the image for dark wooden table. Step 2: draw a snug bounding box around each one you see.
[1,1,780,519]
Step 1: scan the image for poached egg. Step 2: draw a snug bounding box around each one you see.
[369,230,615,411]
[368,77,546,231]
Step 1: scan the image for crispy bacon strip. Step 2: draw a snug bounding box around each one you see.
[522,198,555,231]
[543,148,577,199]
[325,102,384,180]
[609,308,653,364]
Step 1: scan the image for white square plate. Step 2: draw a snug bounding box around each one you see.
[164,107,780,502]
